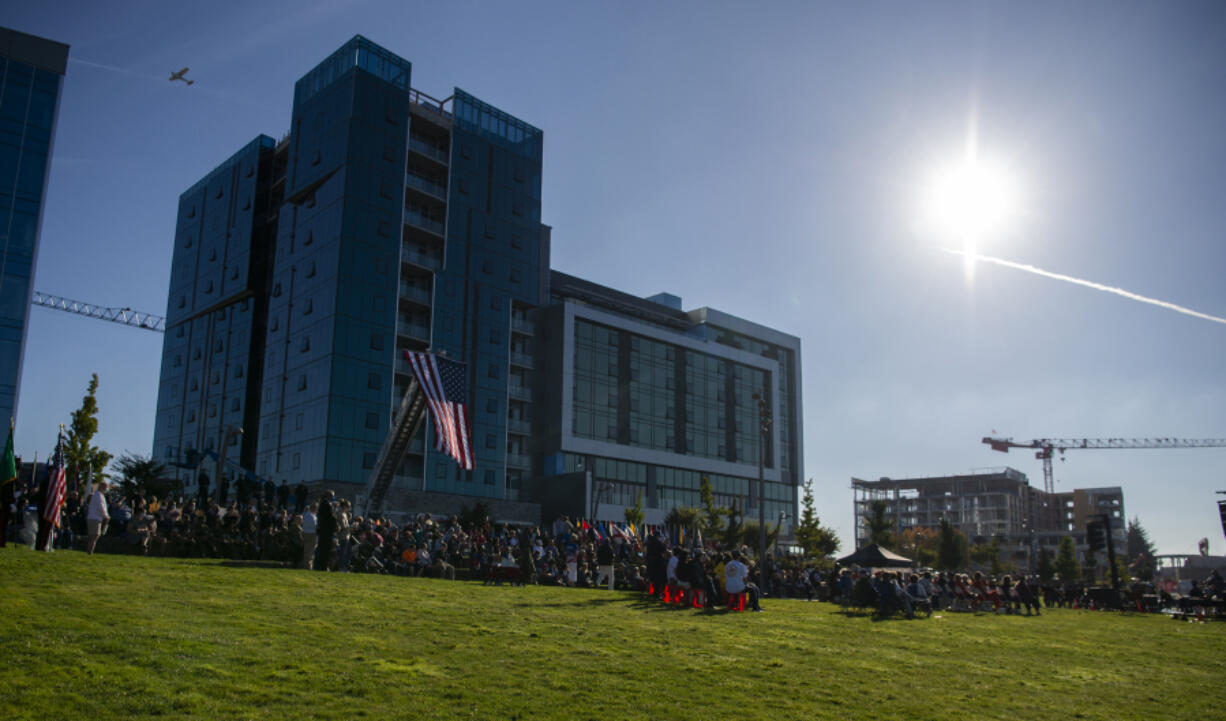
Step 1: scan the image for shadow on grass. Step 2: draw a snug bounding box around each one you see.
[218,560,289,569]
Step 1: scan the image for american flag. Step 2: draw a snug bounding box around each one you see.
[404,351,474,470]
[42,433,68,527]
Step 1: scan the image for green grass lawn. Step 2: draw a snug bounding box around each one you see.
[2,547,1222,720]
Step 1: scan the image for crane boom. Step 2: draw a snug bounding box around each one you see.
[32,291,165,333]
[982,436,1226,493]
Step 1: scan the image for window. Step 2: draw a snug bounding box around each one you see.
[178,296,186,309]
[512,202,523,217]
[230,398,240,412]
[293,452,301,469]
[173,355,182,368]
[458,178,469,194]
[273,283,282,298]
[311,150,321,166]
[489,329,500,345]
[184,234,193,248]
[486,398,498,414]
[300,336,310,353]
[365,411,379,429]
[234,364,244,378]
[485,434,496,449]
[375,258,388,275]
[484,225,495,239]
[488,364,499,379]
[215,340,224,353]
[303,298,313,315]
[270,315,279,332]
[510,269,521,284]
[211,371,220,385]
[370,333,384,351]
[306,261,316,278]
[377,220,390,238]
[298,375,307,391]
[363,452,376,469]
[379,182,393,200]
[304,231,313,247]
[513,166,525,183]
[295,413,303,430]
[209,248,217,262]
[484,470,495,485]
[490,296,502,311]
[368,372,381,390]
[242,197,251,211]
[482,259,492,274]
[230,266,239,280]
[177,326,185,338]
[208,405,217,418]
[186,410,196,422]
[215,186,224,199]
[511,233,522,250]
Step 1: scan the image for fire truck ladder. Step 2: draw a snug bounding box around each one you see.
[362,375,428,517]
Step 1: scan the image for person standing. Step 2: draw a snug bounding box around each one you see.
[276,480,289,510]
[294,482,308,514]
[85,481,110,555]
[315,490,337,571]
[197,471,210,505]
[596,539,615,590]
[301,503,318,569]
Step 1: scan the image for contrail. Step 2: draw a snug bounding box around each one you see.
[941,247,1226,326]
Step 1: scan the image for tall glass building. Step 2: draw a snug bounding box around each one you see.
[0,27,68,428]
[155,36,802,525]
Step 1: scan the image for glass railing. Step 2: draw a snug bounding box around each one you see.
[509,351,533,368]
[401,243,442,270]
[506,453,530,469]
[398,283,432,304]
[405,171,447,199]
[396,318,430,340]
[409,136,448,163]
[510,318,533,335]
[508,384,531,401]
[404,207,444,235]
[507,418,531,435]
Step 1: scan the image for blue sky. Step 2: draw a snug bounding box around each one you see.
[9,1,1226,555]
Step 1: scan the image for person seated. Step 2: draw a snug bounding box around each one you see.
[724,551,762,611]
[905,573,931,615]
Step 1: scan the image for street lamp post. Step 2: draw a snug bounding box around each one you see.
[753,393,772,576]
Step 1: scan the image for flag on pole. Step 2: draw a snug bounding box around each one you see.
[43,433,67,528]
[403,351,475,470]
[0,421,15,488]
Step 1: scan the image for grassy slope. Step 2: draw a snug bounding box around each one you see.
[1,548,1222,721]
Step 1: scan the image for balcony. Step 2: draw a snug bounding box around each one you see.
[510,318,533,336]
[508,384,531,401]
[401,243,442,271]
[506,453,530,470]
[507,417,531,435]
[398,282,432,306]
[404,207,444,236]
[409,136,448,164]
[509,351,533,369]
[405,170,447,200]
[396,317,430,342]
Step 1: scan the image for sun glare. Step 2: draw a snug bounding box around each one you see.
[923,154,1019,246]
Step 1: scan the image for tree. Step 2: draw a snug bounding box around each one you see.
[969,537,1004,573]
[623,490,644,530]
[65,373,112,489]
[698,475,727,538]
[1053,535,1080,583]
[111,452,174,502]
[1036,546,1055,583]
[898,526,940,568]
[739,520,781,554]
[866,500,894,549]
[937,518,968,571]
[1125,517,1158,582]
[794,481,841,559]
[663,506,702,543]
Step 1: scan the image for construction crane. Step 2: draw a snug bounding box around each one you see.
[32,291,165,333]
[982,436,1226,494]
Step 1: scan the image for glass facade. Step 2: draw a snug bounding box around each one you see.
[0,29,67,428]
[154,136,279,487]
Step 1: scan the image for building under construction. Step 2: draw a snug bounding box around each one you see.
[852,468,1124,572]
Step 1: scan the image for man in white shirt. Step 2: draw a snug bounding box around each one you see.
[301,504,318,570]
[86,481,110,555]
[724,551,762,611]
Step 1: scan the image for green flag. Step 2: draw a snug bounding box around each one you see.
[0,423,16,487]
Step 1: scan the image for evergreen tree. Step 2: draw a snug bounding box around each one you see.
[698,475,727,538]
[866,500,895,548]
[1036,546,1055,583]
[65,373,112,488]
[112,452,173,502]
[1054,535,1080,583]
[623,491,644,530]
[794,481,841,558]
[937,518,968,571]
[1125,517,1158,582]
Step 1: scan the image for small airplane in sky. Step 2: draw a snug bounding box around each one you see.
[169,67,194,85]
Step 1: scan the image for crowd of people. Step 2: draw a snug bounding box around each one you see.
[5,480,1223,621]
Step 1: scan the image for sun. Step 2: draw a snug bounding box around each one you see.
[922,151,1019,247]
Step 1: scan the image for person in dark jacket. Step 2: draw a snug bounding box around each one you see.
[646,532,666,597]
[595,539,615,590]
[315,490,337,571]
[276,481,289,510]
[293,482,308,514]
